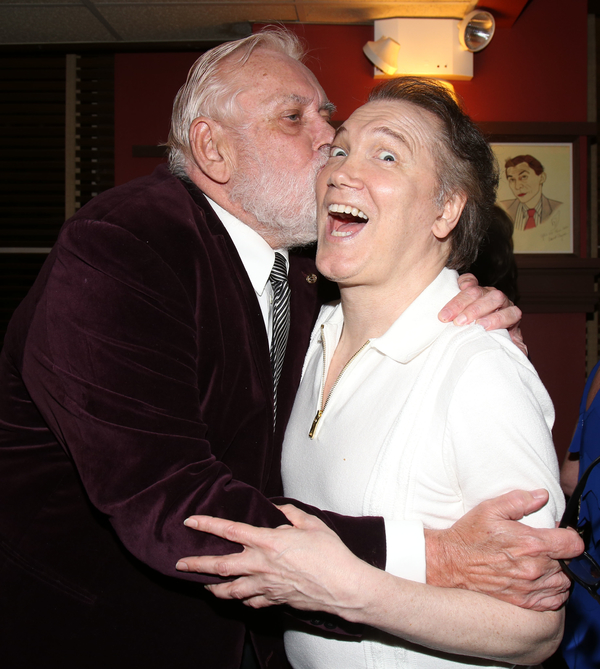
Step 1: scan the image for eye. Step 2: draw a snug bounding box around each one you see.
[377,150,396,162]
[330,146,347,158]
[285,113,301,122]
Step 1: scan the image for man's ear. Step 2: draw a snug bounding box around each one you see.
[189,117,233,184]
[540,171,547,185]
[432,192,467,240]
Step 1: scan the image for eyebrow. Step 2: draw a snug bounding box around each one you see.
[320,101,337,115]
[508,168,529,178]
[286,94,311,106]
[334,124,413,152]
[282,94,336,116]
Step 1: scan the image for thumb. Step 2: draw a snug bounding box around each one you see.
[277,504,328,531]
[484,489,550,521]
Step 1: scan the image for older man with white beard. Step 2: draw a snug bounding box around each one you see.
[0,27,582,669]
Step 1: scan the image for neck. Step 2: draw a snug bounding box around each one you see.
[522,190,543,210]
[338,260,446,348]
[187,166,283,249]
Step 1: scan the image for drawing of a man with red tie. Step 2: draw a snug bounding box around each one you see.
[500,154,562,231]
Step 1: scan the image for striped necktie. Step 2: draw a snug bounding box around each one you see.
[269,252,291,428]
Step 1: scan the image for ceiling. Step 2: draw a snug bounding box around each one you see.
[0,0,529,47]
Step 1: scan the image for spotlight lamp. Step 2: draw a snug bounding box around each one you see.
[458,10,496,52]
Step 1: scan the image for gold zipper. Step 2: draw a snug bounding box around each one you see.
[309,326,370,439]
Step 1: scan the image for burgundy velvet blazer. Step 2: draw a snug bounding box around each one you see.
[0,165,385,668]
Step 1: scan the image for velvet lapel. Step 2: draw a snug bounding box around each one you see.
[184,182,275,438]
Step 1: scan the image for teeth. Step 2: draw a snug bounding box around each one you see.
[331,229,353,237]
[328,204,368,220]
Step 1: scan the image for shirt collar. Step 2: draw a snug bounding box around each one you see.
[205,196,289,296]
[371,268,461,363]
[519,197,543,215]
[320,268,462,365]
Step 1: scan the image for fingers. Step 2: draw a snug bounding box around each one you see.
[477,305,523,333]
[479,489,550,521]
[439,285,509,326]
[529,591,570,612]
[439,285,485,324]
[456,272,479,290]
[506,324,528,357]
[525,572,572,611]
[205,578,273,603]
[205,577,291,609]
[276,504,330,532]
[429,491,582,612]
[497,568,572,611]
[535,526,584,561]
[176,551,253,577]
[276,504,312,526]
[183,515,272,549]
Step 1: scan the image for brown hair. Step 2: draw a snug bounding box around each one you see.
[505,155,544,176]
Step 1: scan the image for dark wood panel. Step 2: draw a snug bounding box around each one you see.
[516,257,600,313]
[0,52,114,346]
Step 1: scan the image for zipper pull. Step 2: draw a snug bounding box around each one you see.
[309,410,323,439]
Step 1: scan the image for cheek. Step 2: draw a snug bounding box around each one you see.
[316,171,329,202]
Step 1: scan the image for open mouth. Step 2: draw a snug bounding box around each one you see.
[328,203,369,238]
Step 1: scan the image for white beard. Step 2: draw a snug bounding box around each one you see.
[229,146,326,249]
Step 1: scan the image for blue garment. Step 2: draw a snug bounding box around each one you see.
[561,361,600,669]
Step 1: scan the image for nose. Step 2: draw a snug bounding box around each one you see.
[312,115,335,152]
[327,156,363,190]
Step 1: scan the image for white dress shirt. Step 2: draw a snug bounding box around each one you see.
[205,196,288,346]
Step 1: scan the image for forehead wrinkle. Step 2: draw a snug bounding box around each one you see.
[371,126,414,155]
[333,123,415,156]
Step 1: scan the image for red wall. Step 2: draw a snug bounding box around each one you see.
[114,0,589,459]
[454,0,588,123]
[114,52,202,185]
[522,314,587,461]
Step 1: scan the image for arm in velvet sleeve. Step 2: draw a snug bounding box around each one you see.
[22,219,385,581]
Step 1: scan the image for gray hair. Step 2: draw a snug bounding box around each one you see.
[368,77,499,271]
[167,28,305,178]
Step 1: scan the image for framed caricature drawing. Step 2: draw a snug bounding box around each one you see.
[492,142,573,253]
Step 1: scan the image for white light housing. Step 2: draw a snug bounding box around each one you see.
[369,18,476,80]
[458,10,496,52]
[363,36,401,75]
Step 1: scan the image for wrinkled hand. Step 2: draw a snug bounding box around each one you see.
[176,504,369,614]
[439,273,526,355]
[425,489,583,611]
